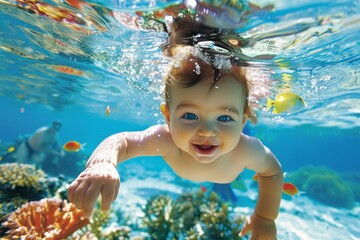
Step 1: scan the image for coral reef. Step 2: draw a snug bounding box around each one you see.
[0,163,68,225]
[0,163,50,215]
[142,195,173,239]
[142,190,245,239]
[2,198,89,239]
[341,171,360,202]
[86,202,112,239]
[75,201,135,240]
[287,166,355,208]
[0,163,46,193]
[102,225,131,239]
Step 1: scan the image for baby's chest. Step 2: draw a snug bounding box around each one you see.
[164,156,243,183]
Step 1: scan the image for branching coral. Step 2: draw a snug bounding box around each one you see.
[142,195,174,240]
[0,163,48,204]
[86,201,111,239]
[142,190,245,240]
[0,163,46,191]
[77,201,133,240]
[2,198,89,239]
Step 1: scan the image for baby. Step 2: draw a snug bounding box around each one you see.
[67,47,283,239]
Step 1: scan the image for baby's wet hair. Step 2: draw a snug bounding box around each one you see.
[163,47,257,124]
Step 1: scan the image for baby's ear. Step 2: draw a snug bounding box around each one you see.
[243,104,257,125]
[160,102,170,124]
[242,113,248,127]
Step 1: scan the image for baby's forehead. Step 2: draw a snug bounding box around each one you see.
[199,70,244,85]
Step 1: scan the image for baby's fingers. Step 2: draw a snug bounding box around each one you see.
[239,215,251,237]
[82,183,102,218]
[100,182,117,211]
[67,180,80,204]
[72,180,90,210]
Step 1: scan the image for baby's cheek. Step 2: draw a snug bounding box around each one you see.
[222,129,242,145]
[170,126,190,145]
[172,128,188,141]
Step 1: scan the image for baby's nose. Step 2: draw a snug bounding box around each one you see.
[197,122,216,137]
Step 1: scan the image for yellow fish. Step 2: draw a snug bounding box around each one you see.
[267,92,306,114]
[7,146,16,154]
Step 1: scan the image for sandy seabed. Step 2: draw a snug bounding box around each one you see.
[114,165,360,240]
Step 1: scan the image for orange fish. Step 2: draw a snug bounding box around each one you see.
[252,173,259,182]
[54,65,84,76]
[283,182,299,196]
[63,141,85,152]
[66,0,84,9]
[105,105,111,116]
[200,185,207,192]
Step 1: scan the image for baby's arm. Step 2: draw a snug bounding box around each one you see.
[67,125,171,218]
[239,135,283,239]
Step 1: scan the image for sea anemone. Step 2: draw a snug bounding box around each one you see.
[2,198,89,239]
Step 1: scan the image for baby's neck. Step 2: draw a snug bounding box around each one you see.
[165,151,240,183]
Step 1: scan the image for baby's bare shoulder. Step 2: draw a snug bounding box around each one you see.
[239,133,264,150]
[146,124,172,139]
[146,124,177,150]
[236,134,267,163]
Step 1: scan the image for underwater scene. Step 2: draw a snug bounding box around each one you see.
[0,0,359,239]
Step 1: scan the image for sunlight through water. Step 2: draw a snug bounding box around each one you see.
[0,0,359,129]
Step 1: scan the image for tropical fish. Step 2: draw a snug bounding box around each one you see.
[7,146,16,154]
[200,185,208,192]
[283,182,299,196]
[252,173,299,196]
[267,92,306,114]
[105,105,111,116]
[53,65,84,76]
[63,141,85,152]
[0,146,17,162]
[66,0,87,9]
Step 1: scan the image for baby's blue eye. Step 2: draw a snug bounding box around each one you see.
[183,113,198,120]
[217,115,233,122]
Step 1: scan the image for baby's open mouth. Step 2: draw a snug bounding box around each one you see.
[193,144,218,155]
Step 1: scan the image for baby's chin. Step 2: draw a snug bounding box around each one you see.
[193,157,219,164]
[190,151,221,164]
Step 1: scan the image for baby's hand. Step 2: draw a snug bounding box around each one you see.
[67,163,120,218]
[239,213,277,240]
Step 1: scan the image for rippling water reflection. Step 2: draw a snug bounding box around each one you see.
[0,0,359,129]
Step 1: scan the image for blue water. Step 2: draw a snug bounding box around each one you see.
[0,0,359,239]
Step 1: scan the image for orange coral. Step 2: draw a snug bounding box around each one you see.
[2,198,89,239]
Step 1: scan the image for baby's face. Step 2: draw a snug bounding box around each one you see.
[162,73,248,164]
